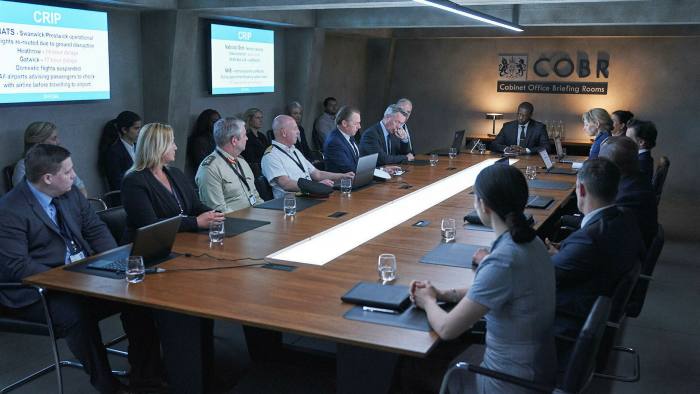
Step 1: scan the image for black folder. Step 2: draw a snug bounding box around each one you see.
[199,217,270,237]
[527,179,573,190]
[341,282,411,311]
[253,196,324,212]
[526,195,554,209]
[420,243,482,268]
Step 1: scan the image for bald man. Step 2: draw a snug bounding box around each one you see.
[261,115,353,199]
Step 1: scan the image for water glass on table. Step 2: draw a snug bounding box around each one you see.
[377,254,397,284]
[448,147,457,159]
[340,177,352,195]
[525,165,537,180]
[209,220,225,246]
[478,142,487,154]
[441,218,456,243]
[126,256,145,284]
[284,193,297,216]
[429,153,439,166]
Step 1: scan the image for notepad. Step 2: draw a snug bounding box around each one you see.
[420,243,482,268]
[341,282,411,312]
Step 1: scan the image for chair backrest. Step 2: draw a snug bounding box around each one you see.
[560,296,612,393]
[102,190,122,208]
[87,197,108,212]
[254,175,274,201]
[626,224,665,318]
[266,129,275,143]
[652,156,670,205]
[97,206,128,245]
[312,128,324,151]
[2,164,14,193]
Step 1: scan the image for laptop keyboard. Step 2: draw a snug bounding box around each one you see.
[90,259,127,272]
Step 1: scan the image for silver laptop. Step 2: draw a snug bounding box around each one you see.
[433,130,466,156]
[333,153,378,190]
[538,149,577,175]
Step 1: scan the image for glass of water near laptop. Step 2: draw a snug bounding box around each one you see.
[340,177,352,195]
[429,153,439,166]
[448,147,458,159]
[284,192,297,217]
[477,142,486,154]
[441,218,456,243]
[126,256,145,284]
[209,220,225,246]
[525,165,537,180]
[378,253,397,284]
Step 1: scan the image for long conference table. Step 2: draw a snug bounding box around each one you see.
[25,152,579,393]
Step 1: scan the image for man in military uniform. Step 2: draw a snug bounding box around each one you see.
[195,117,262,213]
[262,115,353,199]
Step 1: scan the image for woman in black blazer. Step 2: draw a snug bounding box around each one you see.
[102,110,142,191]
[121,122,224,242]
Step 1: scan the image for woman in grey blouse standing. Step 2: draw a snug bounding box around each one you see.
[412,164,556,393]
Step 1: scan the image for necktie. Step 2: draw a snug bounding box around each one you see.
[350,138,359,158]
[386,134,392,154]
[519,125,526,147]
[52,198,83,258]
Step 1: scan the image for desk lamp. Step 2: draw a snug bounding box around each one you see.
[485,113,503,136]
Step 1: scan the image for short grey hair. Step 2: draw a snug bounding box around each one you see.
[396,98,412,106]
[286,101,303,113]
[213,117,246,147]
[383,104,407,118]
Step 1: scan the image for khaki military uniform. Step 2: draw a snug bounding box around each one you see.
[195,148,262,213]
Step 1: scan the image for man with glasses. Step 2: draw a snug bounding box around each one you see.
[359,104,415,166]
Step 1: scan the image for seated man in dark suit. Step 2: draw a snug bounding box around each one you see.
[359,104,415,166]
[491,101,549,154]
[323,105,363,173]
[549,158,645,336]
[626,119,657,183]
[600,136,658,248]
[0,144,160,394]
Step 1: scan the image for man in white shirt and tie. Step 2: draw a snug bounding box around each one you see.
[491,102,550,154]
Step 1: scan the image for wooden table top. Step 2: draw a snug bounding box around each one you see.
[25,153,577,357]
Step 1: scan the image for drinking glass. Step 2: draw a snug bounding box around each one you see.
[526,165,537,180]
[448,147,457,159]
[377,254,397,283]
[209,220,225,246]
[126,256,145,284]
[429,153,439,166]
[284,193,297,216]
[441,218,456,243]
[478,142,487,154]
[340,177,352,195]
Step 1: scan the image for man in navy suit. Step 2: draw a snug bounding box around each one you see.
[359,104,415,166]
[323,106,363,173]
[626,119,657,183]
[600,136,658,248]
[549,158,645,334]
[491,102,549,154]
[0,144,160,393]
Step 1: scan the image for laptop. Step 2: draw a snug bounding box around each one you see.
[554,137,573,163]
[432,130,466,156]
[333,153,378,191]
[538,149,577,175]
[87,215,182,272]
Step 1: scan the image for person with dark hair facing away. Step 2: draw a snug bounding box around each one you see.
[599,136,658,248]
[0,144,161,394]
[491,101,549,154]
[102,111,142,191]
[626,119,658,183]
[323,106,363,173]
[409,164,556,393]
[186,109,221,174]
[312,97,338,150]
[240,108,269,177]
[611,110,634,137]
[548,158,645,337]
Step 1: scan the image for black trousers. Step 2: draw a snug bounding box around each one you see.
[8,291,161,394]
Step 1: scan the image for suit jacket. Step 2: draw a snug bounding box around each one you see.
[638,150,654,184]
[491,120,549,153]
[617,173,658,248]
[323,128,359,173]
[552,206,644,319]
[104,140,134,191]
[359,122,410,166]
[121,166,210,242]
[0,181,116,308]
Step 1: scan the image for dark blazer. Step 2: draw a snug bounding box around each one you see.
[121,166,210,242]
[359,122,410,166]
[241,129,270,176]
[552,206,644,319]
[104,140,134,191]
[617,173,658,248]
[323,128,359,173]
[0,181,116,308]
[638,150,654,184]
[491,120,549,153]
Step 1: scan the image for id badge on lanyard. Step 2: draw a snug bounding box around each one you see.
[248,195,257,206]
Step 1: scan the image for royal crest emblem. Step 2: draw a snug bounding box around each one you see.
[498,54,528,80]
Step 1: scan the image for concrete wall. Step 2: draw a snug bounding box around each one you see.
[0,10,143,194]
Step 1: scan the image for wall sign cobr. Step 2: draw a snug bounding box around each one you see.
[496,52,609,95]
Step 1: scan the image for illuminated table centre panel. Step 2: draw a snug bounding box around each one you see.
[267,158,517,266]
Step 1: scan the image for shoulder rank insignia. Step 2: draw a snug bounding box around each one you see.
[201,155,216,167]
[263,145,274,155]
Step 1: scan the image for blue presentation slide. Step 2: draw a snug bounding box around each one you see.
[210,24,274,95]
[0,0,110,104]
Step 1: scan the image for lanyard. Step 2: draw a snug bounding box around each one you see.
[216,151,251,193]
[273,144,306,173]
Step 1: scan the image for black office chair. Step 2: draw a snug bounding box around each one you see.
[254,175,274,201]
[438,296,612,394]
[652,156,670,205]
[266,129,275,143]
[102,190,122,208]
[0,284,127,394]
[87,197,108,212]
[626,224,665,318]
[97,206,128,245]
[3,164,14,193]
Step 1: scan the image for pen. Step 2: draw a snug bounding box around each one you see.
[362,306,399,314]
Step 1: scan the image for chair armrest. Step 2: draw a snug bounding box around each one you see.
[0,282,32,290]
[440,362,552,394]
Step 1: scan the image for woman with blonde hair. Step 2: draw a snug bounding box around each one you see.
[582,108,613,159]
[240,107,269,176]
[121,122,223,242]
[12,121,88,196]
